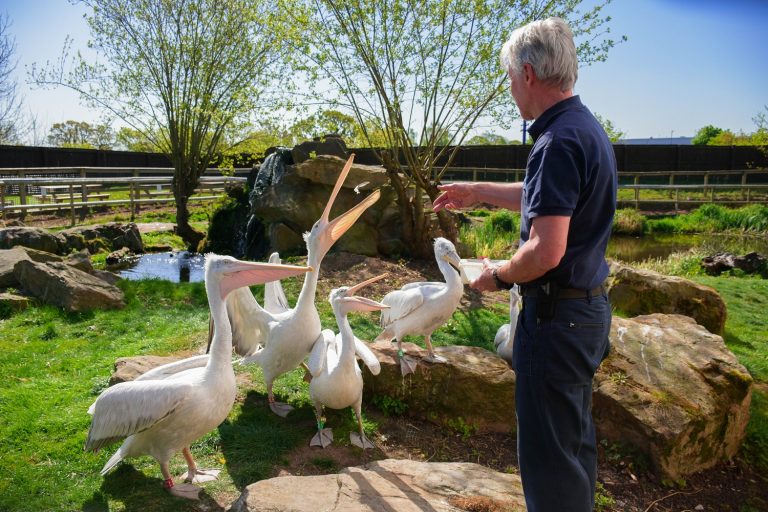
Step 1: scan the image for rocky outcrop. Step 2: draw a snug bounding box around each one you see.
[594,314,751,481]
[364,313,751,481]
[109,355,187,385]
[363,341,515,434]
[245,155,408,259]
[0,226,63,254]
[0,222,144,255]
[230,459,526,512]
[701,251,766,275]
[13,260,124,312]
[606,260,727,334]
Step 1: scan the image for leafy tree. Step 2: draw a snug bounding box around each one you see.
[593,113,624,142]
[47,120,115,149]
[115,127,162,152]
[465,132,512,145]
[300,0,622,257]
[692,125,723,145]
[31,0,292,249]
[288,110,361,145]
[0,12,23,144]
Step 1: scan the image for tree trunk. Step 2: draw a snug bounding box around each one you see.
[171,162,205,252]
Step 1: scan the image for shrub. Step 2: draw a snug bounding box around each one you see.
[613,208,646,235]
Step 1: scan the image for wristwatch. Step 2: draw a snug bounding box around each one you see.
[492,267,514,290]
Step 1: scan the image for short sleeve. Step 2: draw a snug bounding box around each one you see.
[525,134,581,218]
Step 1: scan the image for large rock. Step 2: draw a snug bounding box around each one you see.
[0,247,63,287]
[58,222,144,254]
[606,260,727,334]
[14,260,125,312]
[594,314,751,481]
[230,459,526,512]
[247,155,403,258]
[0,227,64,254]
[364,341,516,434]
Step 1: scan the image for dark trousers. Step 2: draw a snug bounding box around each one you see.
[512,292,611,512]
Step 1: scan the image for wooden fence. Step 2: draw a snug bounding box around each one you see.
[0,167,249,225]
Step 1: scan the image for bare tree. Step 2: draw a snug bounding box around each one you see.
[302,0,623,257]
[0,12,23,144]
[31,0,292,248]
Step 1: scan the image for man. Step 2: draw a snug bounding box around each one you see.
[432,17,617,512]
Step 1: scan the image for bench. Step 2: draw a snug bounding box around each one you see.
[51,193,110,203]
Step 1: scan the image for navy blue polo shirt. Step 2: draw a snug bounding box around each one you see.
[519,95,617,290]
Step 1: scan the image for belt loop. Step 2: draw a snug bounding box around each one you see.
[587,287,593,303]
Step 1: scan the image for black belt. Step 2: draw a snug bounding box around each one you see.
[519,284,605,300]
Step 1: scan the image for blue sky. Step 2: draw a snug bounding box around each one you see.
[4,0,768,142]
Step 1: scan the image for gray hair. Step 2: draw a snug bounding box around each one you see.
[500,17,578,91]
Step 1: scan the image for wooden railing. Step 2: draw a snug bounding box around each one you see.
[0,169,248,225]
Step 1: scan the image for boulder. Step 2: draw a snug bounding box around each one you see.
[364,341,516,434]
[0,247,63,288]
[606,260,727,334]
[291,135,348,164]
[701,251,766,275]
[64,250,94,273]
[595,314,751,480]
[246,155,405,259]
[13,260,125,312]
[109,355,186,385]
[230,459,526,512]
[59,222,144,254]
[0,292,30,314]
[0,226,64,254]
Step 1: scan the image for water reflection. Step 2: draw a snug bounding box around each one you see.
[118,251,206,283]
[608,233,768,263]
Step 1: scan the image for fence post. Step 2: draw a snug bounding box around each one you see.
[69,184,75,226]
[19,170,27,221]
[634,174,640,209]
[130,181,135,221]
[0,182,5,219]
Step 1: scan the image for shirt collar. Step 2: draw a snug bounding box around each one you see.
[527,95,583,140]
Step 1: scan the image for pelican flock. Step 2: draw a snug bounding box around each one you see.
[376,237,464,375]
[84,255,311,499]
[307,274,388,449]
[226,155,381,416]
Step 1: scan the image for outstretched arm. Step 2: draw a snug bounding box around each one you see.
[432,182,523,212]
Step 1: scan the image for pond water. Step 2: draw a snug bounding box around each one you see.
[118,233,768,282]
[118,251,206,283]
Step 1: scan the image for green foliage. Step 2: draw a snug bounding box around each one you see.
[692,124,723,145]
[594,482,615,512]
[371,394,408,416]
[593,112,625,142]
[446,417,477,440]
[742,389,768,473]
[464,132,514,145]
[645,204,768,234]
[613,208,646,235]
[46,119,115,149]
[459,210,520,259]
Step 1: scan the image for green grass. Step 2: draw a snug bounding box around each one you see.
[459,209,520,259]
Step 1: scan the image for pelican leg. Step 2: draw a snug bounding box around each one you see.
[180,446,220,484]
[310,405,333,448]
[267,381,294,417]
[161,461,200,500]
[421,334,447,364]
[396,339,417,376]
[349,404,375,450]
[301,361,313,383]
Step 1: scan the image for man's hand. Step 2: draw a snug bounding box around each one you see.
[470,258,502,293]
[432,183,477,212]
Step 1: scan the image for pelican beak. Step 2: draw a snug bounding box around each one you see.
[326,189,381,242]
[347,272,389,295]
[219,261,312,300]
[443,253,462,273]
[342,295,390,313]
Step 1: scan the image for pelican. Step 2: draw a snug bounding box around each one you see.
[84,255,311,499]
[375,237,463,375]
[228,155,381,416]
[307,274,388,449]
[494,285,520,366]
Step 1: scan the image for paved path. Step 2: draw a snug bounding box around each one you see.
[135,222,175,234]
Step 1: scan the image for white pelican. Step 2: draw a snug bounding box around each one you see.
[307,274,388,449]
[228,155,381,416]
[494,285,520,367]
[84,255,311,499]
[375,238,463,375]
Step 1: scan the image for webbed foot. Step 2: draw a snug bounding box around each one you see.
[310,428,334,448]
[350,432,375,449]
[399,354,418,375]
[270,401,294,417]
[167,482,201,500]
[423,352,448,364]
[181,468,220,483]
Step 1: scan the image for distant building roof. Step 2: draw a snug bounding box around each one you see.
[618,136,693,145]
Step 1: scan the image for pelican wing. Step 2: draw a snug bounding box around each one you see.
[264,252,290,314]
[380,286,426,326]
[354,337,381,375]
[307,330,334,377]
[401,281,444,291]
[85,379,193,453]
[134,354,210,381]
[226,287,270,356]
